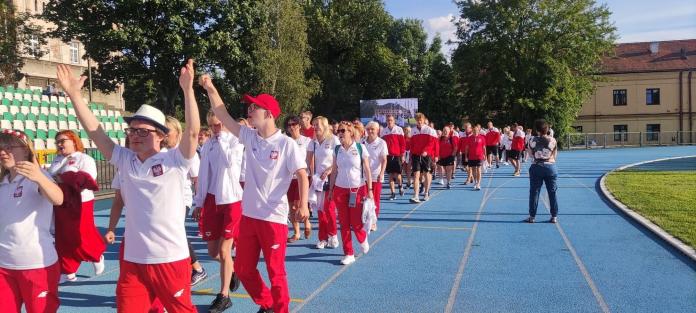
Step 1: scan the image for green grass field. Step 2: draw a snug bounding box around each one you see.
[605,170,696,249]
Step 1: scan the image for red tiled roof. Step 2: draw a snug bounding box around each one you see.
[600,39,696,74]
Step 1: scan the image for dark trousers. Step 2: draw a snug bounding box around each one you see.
[528,163,559,218]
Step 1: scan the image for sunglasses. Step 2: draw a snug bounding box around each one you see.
[125,127,158,137]
[337,129,348,134]
[56,139,71,145]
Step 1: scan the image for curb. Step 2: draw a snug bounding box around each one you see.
[599,155,696,264]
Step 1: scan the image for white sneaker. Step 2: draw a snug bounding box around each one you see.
[327,235,340,249]
[60,273,77,284]
[316,240,327,249]
[93,255,105,275]
[341,255,356,265]
[438,179,444,185]
[423,194,430,201]
[360,239,370,254]
[409,197,420,203]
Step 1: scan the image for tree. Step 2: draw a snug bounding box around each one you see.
[387,18,430,99]
[0,2,46,86]
[421,35,458,128]
[304,0,410,120]
[43,0,261,115]
[254,0,319,120]
[451,0,616,139]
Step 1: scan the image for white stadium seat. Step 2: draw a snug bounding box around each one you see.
[0,120,11,129]
[58,121,68,130]
[81,138,91,149]
[34,139,46,150]
[3,92,13,100]
[37,120,47,131]
[68,121,78,130]
[40,107,49,115]
[41,95,50,102]
[12,120,23,129]
[20,106,30,115]
[9,106,19,115]
[59,107,67,116]
[46,139,56,150]
[0,105,7,115]
[48,120,58,130]
[49,107,58,115]
[30,107,40,115]
[24,120,36,131]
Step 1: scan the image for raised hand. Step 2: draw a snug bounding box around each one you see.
[56,64,87,97]
[198,74,214,91]
[179,59,195,91]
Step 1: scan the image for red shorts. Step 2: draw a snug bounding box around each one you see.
[201,193,242,241]
[0,262,60,313]
[287,179,299,204]
[116,258,196,313]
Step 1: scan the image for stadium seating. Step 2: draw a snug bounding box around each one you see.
[0,86,128,152]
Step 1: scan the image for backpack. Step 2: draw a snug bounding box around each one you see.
[335,143,364,179]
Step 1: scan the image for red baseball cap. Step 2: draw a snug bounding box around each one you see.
[242,93,281,118]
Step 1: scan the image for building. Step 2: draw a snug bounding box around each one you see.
[573,39,695,144]
[10,0,125,110]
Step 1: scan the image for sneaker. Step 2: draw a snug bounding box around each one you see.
[341,255,356,265]
[446,183,451,189]
[409,197,420,204]
[524,217,536,223]
[59,273,77,284]
[316,240,327,249]
[208,293,232,313]
[360,240,370,254]
[496,164,500,168]
[257,306,274,313]
[389,193,396,201]
[423,194,430,201]
[549,217,558,224]
[504,162,509,166]
[473,186,480,191]
[513,172,521,177]
[229,272,241,292]
[93,254,105,275]
[191,267,208,286]
[438,178,444,185]
[327,235,340,249]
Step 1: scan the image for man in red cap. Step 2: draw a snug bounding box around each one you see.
[199,75,309,313]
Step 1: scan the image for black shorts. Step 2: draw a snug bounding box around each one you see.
[467,159,483,167]
[386,156,402,174]
[411,155,432,173]
[486,146,497,155]
[508,150,521,160]
[437,156,455,166]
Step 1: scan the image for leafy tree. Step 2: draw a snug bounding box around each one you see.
[387,18,430,99]
[0,2,46,86]
[421,35,458,128]
[451,0,616,138]
[42,0,261,115]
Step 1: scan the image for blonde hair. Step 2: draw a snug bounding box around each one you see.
[165,116,182,148]
[415,112,425,121]
[0,130,36,181]
[312,116,334,143]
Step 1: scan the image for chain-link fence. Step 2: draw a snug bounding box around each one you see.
[564,131,696,150]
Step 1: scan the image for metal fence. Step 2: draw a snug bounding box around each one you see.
[37,148,116,192]
[564,131,696,150]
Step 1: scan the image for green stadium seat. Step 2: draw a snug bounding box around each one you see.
[14,113,25,121]
[6,86,14,93]
[15,88,24,94]
[38,113,48,122]
[48,130,57,138]
[37,130,47,139]
[31,100,40,107]
[11,99,20,106]
[107,130,117,138]
[0,86,4,93]
[50,101,58,108]
[48,114,58,121]
[2,112,13,121]
[27,113,37,121]
[68,115,77,122]
[79,130,88,138]
[24,129,36,140]
[117,130,126,138]
[1,99,8,106]
[41,101,49,108]
[21,100,30,107]
[58,115,67,122]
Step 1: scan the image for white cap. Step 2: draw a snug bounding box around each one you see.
[123,104,169,133]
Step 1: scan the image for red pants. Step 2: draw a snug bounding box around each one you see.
[55,200,106,274]
[371,182,382,217]
[201,194,241,241]
[234,216,289,313]
[0,263,60,313]
[317,191,337,241]
[334,186,368,256]
[116,255,196,313]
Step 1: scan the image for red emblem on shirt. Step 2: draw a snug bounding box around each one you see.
[13,186,23,198]
[152,164,164,177]
[270,151,279,160]
[68,159,76,166]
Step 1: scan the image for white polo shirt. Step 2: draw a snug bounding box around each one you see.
[292,135,311,179]
[48,151,98,202]
[364,137,387,183]
[335,141,370,189]
[109,145,192,264]
[0,172,58,270]
[239,126,306,224]
[194,131,244,207]
[307,136,340,176]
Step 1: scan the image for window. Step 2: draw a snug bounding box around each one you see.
[613,125,628,142]
[613,89,627,106]
[69,42,79,64]
[646,124,660,141]
[572,126,583,133]
[646,88,660,105]
[34,0,38,13]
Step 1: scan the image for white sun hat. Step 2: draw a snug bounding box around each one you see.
[123,104,169,133]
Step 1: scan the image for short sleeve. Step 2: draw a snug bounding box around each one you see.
[307,140,316,153]
[285,138,307,175]
[82,154,98,180]
[360,143,370,159]
[379,141,388,158]
[109,145,133,169]
[111,171,121,190]
[169,147,193,170]
[188,153,200,178]
[239,125,255,146]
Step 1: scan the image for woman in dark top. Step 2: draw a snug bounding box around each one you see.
[525,119,559,224]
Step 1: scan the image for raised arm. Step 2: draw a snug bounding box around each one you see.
[56,64,115,160]
[178,59,201,160]
[199,75,241,138]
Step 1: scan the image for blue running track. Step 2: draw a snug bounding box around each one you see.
[49,146,696,313]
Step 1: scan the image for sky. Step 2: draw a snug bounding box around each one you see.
[384,0,696,58]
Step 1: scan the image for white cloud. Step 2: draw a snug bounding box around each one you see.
[425,14,459,59]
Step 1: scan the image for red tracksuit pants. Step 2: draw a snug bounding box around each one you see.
[333,186,368,256]
[55,200,106,274]
[317,190,338,241]
[234,216,290,313]
[0,263,60,313]
[371,182,382,217]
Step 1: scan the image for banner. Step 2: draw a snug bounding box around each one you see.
[359,98,418,127]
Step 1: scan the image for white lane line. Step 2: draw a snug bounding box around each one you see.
[290,190,444,313]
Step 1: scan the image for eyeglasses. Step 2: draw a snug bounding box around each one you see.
[56,139,71,145]
[125,128,158,137]
[337,129,347,134]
